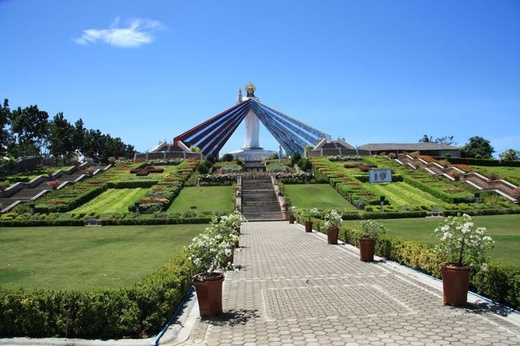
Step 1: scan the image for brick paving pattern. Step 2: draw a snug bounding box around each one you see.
[174,221,520,346]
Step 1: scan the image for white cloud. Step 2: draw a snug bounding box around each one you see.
[74,17,165,48]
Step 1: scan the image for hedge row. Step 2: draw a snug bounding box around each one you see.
[444,157,520,167]
[35,185,108,213]
[0,251,195,339]
[315,225,520,310]
[0,216,213,227]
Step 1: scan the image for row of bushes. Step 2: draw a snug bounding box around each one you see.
[444,157,520,167]
[34,185,108,213]
[0,213,215,226]
[313,224,520,310]
[0,251,195,338]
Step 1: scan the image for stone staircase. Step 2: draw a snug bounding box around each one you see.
[0,165,108,213]
[395,155,518,202]
[240,175,285,221]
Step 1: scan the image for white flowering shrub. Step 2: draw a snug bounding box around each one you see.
[358,219,388,239]
[323,209,343,230]
[432,213,494,269]
[186,213,240,279]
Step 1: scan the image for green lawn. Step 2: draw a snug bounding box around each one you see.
[71,188,148,214]
[284,184,357,209]
[342,214,520,267]
[0,224,205,291]
[168,186,233,213]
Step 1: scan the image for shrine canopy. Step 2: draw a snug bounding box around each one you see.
[173,97,331,158]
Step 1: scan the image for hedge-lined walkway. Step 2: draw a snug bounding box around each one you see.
[171,221,520,345]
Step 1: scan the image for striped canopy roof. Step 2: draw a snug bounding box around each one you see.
[174,98,330,157]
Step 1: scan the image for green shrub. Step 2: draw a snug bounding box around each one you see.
[0,251,194,338]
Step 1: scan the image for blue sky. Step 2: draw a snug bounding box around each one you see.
[1,0,519,158]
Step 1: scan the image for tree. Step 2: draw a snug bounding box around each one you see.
[419,135,432,143]
[73,118,87,157]
[419,134,456,146]
[500,149,519,161]
[47,112,76,163]
[0,99,14,157]
[9,105,49,159]
[460,136,494,159]
[435,136,456,146]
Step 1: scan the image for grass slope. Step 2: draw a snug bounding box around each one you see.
[0,224,205,291]
[342,214,520,267]
[168,186,233,213]
[284,184,357,209]
[71,188,148,214]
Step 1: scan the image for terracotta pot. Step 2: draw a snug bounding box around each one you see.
[305,220,313,233]
[439,263,471,306]
[327,227,339,244]
[359,238,376,262]
[192,272,225,317]
[289,215,295,224]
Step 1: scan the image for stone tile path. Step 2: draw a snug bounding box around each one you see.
[168,221,520,346]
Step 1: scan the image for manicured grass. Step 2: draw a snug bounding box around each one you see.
[342,214,520,267]
[364,182,444,208]
[168,186,233,213]
[284,184,357,209]
[71,188,148,214]
[0,224,205,291]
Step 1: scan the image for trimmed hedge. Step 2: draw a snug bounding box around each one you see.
[445,157,520,167]
[0,251,195,338]
[0,216,213,227]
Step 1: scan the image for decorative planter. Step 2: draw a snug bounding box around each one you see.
[358,238,376,262]
[439,263,471,306]
[305,220,313,233]
[289,215,295,224]
[192,272,225,317]
[327,227,339,244]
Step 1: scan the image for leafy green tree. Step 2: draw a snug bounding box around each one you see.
[435,135,456,146]
[419,134,455,146]
[220,153,234,162]
[291,152,302,166]
[8,105,49,159]
[0,99,13,156]
[47,112,76,163]
[419,135,432,143]
[460,136,494,159]
[73,118,87,157]
[500,149,519,161]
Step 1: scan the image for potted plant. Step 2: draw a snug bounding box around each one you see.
[323,209,342,244]
[186,214,239,317]
[301,207,319,232]
[288,206,297,224]
[219,210,242,243]
[432,213,494,306]
[356,219,388,262]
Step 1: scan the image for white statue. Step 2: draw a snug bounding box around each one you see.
[242,83,261,149]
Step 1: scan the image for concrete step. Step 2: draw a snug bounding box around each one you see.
[241,176,284,221]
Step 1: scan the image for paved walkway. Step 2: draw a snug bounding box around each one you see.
[1,221,519,346]
[164,221,520,346]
